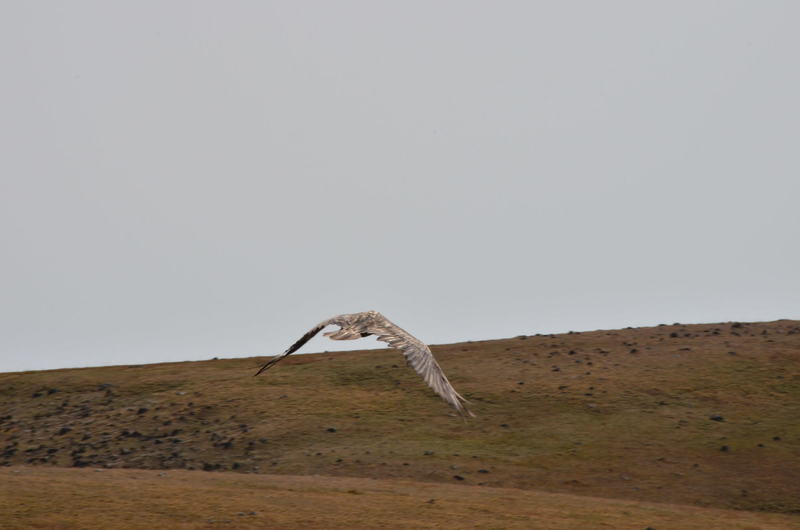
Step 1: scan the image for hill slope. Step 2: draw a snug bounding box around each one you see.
[3,466,799,529]
[1,320,799,514]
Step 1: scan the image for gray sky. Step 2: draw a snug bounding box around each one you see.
[1,1,798,373]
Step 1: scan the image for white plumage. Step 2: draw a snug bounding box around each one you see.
[255,310,474,417]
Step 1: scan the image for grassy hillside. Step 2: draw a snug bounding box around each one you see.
[1,320,799,517]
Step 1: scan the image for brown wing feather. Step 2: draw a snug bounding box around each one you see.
[254,322,328,376]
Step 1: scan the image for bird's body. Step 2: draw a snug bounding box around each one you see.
[255,310,473,417]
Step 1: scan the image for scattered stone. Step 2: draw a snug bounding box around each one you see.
[709,414,724,422]
[326,427,337,433]
[720,445,730,452]
[453,475,464,481]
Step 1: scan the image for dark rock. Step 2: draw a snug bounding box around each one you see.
[57,427,72,436]
[709,414,724,422]
[478,469,489,473]
[720,445,730,452]
[136,407,148,415]
[326,427,337,433]
[453,475,464,481]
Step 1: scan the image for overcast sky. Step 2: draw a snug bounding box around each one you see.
[1,2,798,373]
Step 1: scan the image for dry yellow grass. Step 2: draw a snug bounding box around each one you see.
[1,466,798,529]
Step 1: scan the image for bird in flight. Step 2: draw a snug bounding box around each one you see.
[255,310,474,417]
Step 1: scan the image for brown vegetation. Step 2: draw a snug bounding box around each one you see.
[1,320,799,527]
[2,466,798,529]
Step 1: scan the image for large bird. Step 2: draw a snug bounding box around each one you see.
[255,310,474,417]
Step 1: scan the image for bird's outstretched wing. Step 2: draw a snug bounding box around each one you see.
[360,312,474,417]
[255,311,473,417]
[254,320,330,376]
